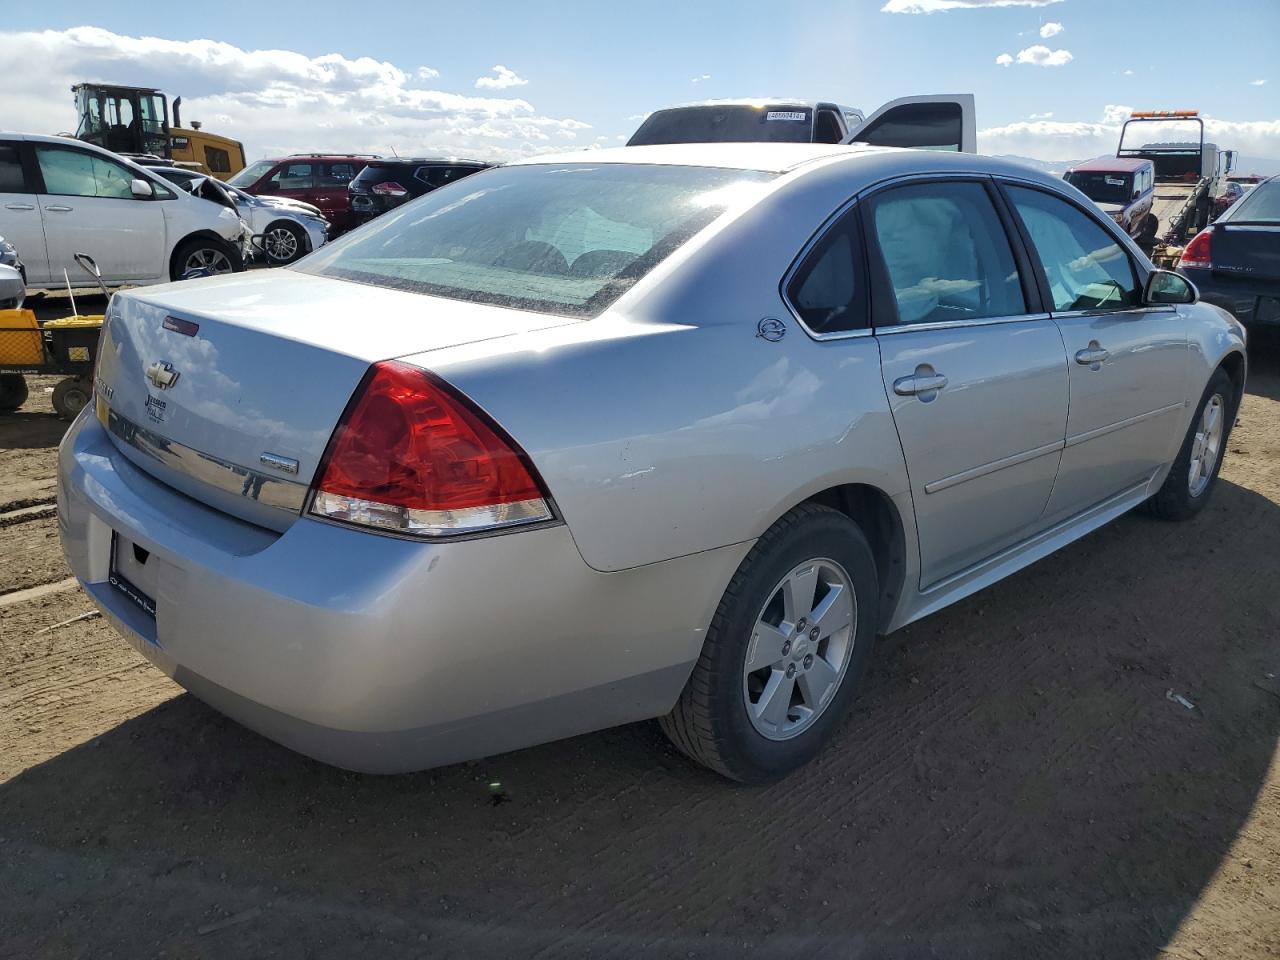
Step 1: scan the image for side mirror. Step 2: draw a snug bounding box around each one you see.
[130,178,154,199]
[1144,269,1197,306]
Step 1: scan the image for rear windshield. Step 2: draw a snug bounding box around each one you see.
[1065,171,1134,205]
[1227,181,1280,223]
[227,158,277,187]
[628,106,814,146]
[296,163,775,317]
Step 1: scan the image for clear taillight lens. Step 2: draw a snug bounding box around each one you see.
[309,361,551,537]
[370,181,409,197]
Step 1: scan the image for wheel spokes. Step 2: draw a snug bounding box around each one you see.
[746,620,792,673]
[755,670,796,731]
[782,564,820,624]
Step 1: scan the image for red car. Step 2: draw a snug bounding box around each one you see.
[227,154,378,235]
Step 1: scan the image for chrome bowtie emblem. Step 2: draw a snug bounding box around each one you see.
[146,361,180,390]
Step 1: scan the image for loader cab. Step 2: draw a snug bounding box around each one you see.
[626,94,975,152]
[73,84,171,160]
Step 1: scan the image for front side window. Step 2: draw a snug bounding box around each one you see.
[297,163,775,318]
[270,163,315,191]
[35,147,138,200]
[786,208,864,333]
[868,181,1026,325]
[1006,185,1139,311]
[227,158,277,188]
[852,102,963,152]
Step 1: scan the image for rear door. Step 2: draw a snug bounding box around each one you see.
[845,95,976,153]
[32,143,167,283]
[0,140,51,285]
[315,161,360,222]
[866,176,1068,587]
[1000,182,1188,522]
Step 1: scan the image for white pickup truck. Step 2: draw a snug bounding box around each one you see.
[627,95,976,153]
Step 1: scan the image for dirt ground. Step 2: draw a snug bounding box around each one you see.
[1,307,1278,958]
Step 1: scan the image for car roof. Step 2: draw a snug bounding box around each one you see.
[278,153,380,162]
[1068,156,1152,173]
[363,157,491,168]
[648,98,861,113]
[510,143,886,173]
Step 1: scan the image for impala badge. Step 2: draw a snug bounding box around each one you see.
[146,361,180,390]
[259,452,300,475]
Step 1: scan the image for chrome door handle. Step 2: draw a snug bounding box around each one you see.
[4,202,35,211]
[45,205,74,212]
[1074,345,1109,366]
[893,373,949,396]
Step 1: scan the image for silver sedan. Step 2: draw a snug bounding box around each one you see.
[59,143,1246,782]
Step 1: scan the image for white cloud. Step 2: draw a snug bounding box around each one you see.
[1122,69,1134,75]
[1015,44,1073,66]
[1251,79,1267,86]
[474,64,527,90]
[691,74,711,83]
[996,53,1014,66]
[882,0,1061,12]
[1029,111,1053,119]
[416,66,439,80]
[980,107,1280,163]
[0,29,585,161]
[1039,21,1063,37]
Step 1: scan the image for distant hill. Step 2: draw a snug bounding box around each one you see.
[992,155,1082,176]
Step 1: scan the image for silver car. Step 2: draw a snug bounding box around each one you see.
[58,143,1246,782]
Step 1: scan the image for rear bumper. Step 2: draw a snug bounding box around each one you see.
[58,412,746,772]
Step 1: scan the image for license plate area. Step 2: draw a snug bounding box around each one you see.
[110,532,158,620]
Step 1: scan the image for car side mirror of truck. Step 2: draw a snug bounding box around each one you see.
[130,178,154,200]
[1144,269,1197,306]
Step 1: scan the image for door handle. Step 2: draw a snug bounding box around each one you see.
[1074,343,1110,367]
[45,205,74,212]
[4,202,35,211]
[893,373,949,396]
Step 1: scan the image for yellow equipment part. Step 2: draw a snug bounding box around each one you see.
[0,309,42,365]
[43,314,105,329]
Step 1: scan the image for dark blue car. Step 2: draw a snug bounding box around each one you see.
[1178,175,1280,329]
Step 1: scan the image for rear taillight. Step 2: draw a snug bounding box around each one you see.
[370,181,408,197]
[1178,227,1213,269]
[309,361,551,537]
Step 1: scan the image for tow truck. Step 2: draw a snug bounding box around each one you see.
[1116,110,1236,250]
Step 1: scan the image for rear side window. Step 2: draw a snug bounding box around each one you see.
[298,163,775,318]
[786,208,865,333]
[1006,185,1139,311]
[867,181,1026,325]
[0,144,25,192]
[1227,180,1280,223]
[321,162,358,186]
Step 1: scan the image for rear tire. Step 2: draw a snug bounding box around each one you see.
[51,376,91,421]
[660,503,879,783]
[1143,368,1234,521]
[0,373,28,412]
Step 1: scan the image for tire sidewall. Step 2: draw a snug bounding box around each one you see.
[1168,369,1234,515]
[171,237,243,281]
[709,513,879,782]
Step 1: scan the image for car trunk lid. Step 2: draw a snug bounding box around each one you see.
[1211,222,1280,282]
[96,269,578,531]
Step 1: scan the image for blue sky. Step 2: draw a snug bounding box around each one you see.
[4,0,1278,166]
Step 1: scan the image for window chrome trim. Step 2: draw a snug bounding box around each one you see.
[874,311,1052,336]
[778,195,874,342]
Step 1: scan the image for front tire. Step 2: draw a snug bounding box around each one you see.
[261,221,307,265]
[660,503,879,783]
[0,373,28,412]
[1143,368,1234,521]
[171,237,243,281]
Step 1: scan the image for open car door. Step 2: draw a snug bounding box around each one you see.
[844,94,976,153]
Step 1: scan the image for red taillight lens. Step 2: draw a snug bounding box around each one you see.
[370,180,408,197]
[1178,227,1213,268]
[309,361,551,536]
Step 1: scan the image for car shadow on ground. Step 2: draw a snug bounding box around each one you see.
[2,476,1278,958]
[0,407,70,451]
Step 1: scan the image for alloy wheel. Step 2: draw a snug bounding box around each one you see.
[742,558,857,740]
[1188,393,1224,498]
[264,227,299,263]
[184,247,234,274]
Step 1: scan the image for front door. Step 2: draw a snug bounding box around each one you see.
[33,144,166,283]
[1001,183,1188,522]
[845,95,977,153]
[265,161,318,207]
[0,141,51,284]
[865,178,1068,587]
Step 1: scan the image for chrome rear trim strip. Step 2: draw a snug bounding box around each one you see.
[104,407,308,516]
[923,439,1064,495]
[1064,402,1185,449]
